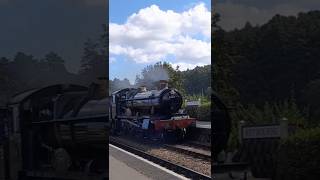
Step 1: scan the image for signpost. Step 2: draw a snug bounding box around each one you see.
[237,118,290,178]
[242,125,281,139]
[240,117,288,140]
[186,100,201,107]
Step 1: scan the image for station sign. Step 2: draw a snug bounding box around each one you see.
[242,125,281,139]
[186,101,201,106]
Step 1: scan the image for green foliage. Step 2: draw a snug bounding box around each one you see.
[44,52,65,64]
[213,11,320,176]
[302,79,320,125]
[224,11,320,106]
[0,25,108,105]
[181,65,211,96]
[232,97,306,125]
[213,11,320,127]
[276,127,320,180]
[197,103,211,121]
[80,37,107,83]
[184,94,211,121]
[185,103,211,122]
[185,94,210,105]
[185,106,198,119]
[227,98,306,151]
[212,25,239,106]
[226,122,240,151]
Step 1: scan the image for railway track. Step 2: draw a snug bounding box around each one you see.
[185,141,211,150]
[163,144,211,161]
[109,137,211,180]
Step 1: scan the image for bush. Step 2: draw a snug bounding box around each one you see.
[185,103,211,121]
[276,127,320,180]
[185,106,198,118]
[198,103,211,121]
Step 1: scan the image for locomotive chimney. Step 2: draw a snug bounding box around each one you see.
[158,80,168,90]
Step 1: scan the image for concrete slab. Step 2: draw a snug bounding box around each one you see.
[195,121,211,129]
[109,144,187,180]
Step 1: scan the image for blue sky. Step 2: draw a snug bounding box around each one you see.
[109,0,211,84]
[110,0,211,23]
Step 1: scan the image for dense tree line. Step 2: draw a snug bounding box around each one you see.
[109,62,211,99]
[213,10,320,178]
[214,11,320,126]
[0,25,107,105]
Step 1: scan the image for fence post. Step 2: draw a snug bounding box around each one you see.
[280,117,288,139]
[238,120,245,144]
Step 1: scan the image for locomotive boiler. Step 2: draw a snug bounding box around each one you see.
[110,80,195,141]
[126,82,183,115]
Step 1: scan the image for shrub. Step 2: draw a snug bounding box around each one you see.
[197,103,211,121]
[276,127,320,180]
[185,103,211,121]
[185,106,198,118]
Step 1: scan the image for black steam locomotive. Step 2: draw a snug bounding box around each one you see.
[110,80,195,141]
[3,80,108,180]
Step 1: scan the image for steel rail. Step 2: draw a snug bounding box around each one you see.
[185,141,211,150]
[109,137,211,180]
[163,144,211,161]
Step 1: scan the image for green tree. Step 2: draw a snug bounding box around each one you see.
[44,52,65,64]
[182,65,211,96]
[80,38,107,83]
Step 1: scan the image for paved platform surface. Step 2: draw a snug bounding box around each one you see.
[195,121,211,129]
[109,144,187,180]
[109,155,151,180]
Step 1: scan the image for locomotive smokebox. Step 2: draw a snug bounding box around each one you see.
[158,80,168,90]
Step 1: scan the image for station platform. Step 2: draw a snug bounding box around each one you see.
[191,121,211,129]
[109,144,188,180]
[196,121,211,129]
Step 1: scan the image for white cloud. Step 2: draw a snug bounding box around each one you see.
[170,62,207,71]
[109,3,211,70]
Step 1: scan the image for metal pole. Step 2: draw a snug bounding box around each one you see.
[280,117,288,139]
[239,120,245,144]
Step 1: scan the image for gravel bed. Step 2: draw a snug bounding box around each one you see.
[110,135,211,176]
[148,148,211,175]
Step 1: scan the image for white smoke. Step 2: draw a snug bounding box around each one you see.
[135,65,170,90]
